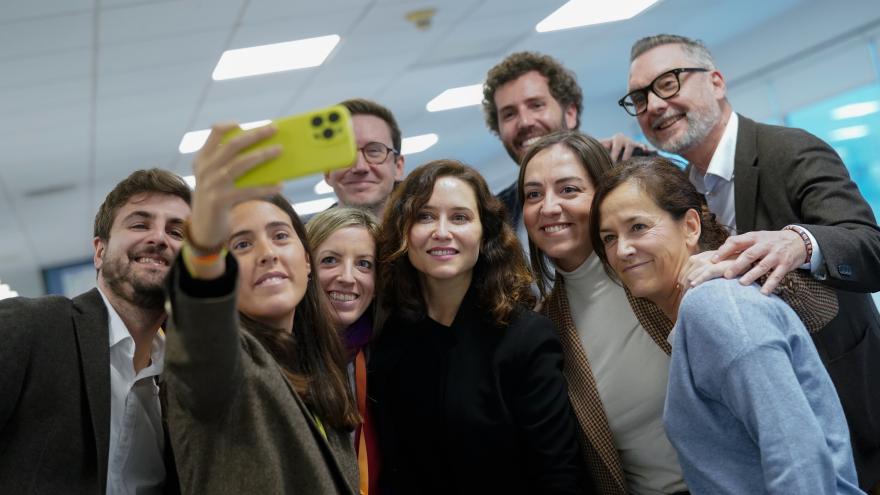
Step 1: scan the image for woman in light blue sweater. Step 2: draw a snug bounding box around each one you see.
[588,156,862,494]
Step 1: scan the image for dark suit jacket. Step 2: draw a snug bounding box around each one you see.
[0,289,111,494]
[0,289,180,494]
[368,298,589,495]
[712,114,880,487]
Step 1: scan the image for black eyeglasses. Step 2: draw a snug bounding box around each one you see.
[358,142,399,165]
[618,68,709,116]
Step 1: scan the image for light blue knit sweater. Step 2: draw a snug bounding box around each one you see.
[663,278,863,494]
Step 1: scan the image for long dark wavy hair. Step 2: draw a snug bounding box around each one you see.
[589,156,729,277]
[377,160,535,326]
[238,194,359,430]
[517,130,615,297]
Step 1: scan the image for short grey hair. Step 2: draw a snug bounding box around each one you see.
[630,34,716,69]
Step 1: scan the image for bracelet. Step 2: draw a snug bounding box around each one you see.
[783,225,812,265]
[182,243,227,276]
[182,219,225,256]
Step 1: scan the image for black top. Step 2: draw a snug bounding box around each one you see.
[368,295,588,495]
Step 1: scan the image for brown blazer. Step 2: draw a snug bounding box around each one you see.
[542,276,670,495]
[164,257,358,494]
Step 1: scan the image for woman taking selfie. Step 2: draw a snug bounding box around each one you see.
[369,159,586,494]
[589,156,861,494]
[163,123,359,494]
[307,207,381,494]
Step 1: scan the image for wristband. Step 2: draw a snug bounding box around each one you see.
[783,225,812,265]
[183,219,225,256]
[182,243,227,276]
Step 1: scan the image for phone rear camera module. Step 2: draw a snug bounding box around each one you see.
[328,112,340,122]
[311,116,323,127]
[323,128,334,139]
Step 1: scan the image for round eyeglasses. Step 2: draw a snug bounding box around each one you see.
[358,142,399,165]
[618,68,709,116]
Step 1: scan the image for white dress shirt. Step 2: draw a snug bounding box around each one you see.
[688,112,739,235]
[99,289,166,495]
[559,255,686,495]
[689,112,823,272]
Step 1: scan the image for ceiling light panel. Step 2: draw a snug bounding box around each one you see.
[831,101,879,120]
[401,134,439,155]
[426,84,483,112]
[212,34,341,81]
[536,0,660,33]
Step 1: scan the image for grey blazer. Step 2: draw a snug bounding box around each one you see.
[0,289,112,494]
[164,257,358,494]
[701,114,880,488]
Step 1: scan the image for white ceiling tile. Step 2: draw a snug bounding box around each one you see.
[195,87,309,127]
[231,8,365,49]
[290,75,392,115]
[0,48,91,90]
[242,0,364,24]
[99,30,228,77]
[0,78,91,116]
[100,0,243,44]
[98,60,210,100]
[0,1,93,24]
[0,12,92,60]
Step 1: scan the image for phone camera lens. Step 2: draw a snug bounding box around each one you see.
[328,112,340,122]
[311,116,323,127]
[323,128,334,139]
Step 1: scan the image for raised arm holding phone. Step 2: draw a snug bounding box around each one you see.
[162,122,360,494]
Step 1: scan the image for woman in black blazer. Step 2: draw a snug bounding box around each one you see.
[369,159,587,495]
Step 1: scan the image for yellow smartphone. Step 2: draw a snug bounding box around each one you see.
[224,104,357,188]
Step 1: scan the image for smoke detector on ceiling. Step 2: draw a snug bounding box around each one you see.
[405,8,436,31]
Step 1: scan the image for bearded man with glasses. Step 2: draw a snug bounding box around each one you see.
[324,98,405,219]
[624,33,880,492]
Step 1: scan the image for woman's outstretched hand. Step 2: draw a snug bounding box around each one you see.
[189,122,283,251]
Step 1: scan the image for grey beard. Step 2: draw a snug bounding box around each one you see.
[650,106,720,155]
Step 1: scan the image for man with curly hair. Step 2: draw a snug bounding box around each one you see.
[482,52,648,233]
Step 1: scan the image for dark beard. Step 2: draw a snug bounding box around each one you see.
[101,247,169,311]
[503,114,570,165]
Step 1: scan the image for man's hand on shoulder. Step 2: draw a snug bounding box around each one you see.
[599,133,652,163]
[711,230,807,295]
[679,250,736,292]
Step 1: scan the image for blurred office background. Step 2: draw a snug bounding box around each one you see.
[0,0,877,308]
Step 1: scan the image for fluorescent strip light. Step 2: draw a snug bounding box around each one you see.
[829,125,869,141]
[178,120,272,154]
[293,198,337,216]
[401,133,439,155]
[0,282,18,300]
[831,101,879,120]
[536,0,660,33]
[426,84,483,112]
[314,179,335,195]
[212,35,340,81]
